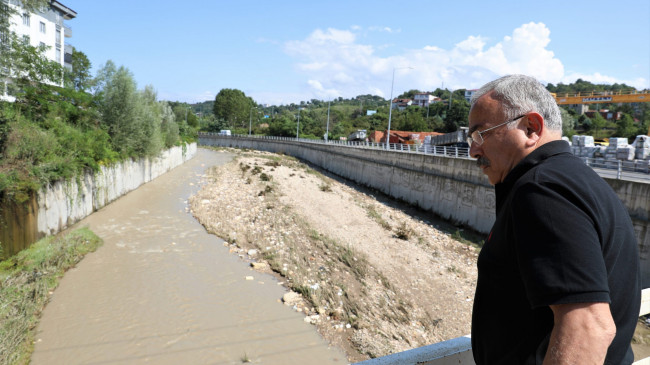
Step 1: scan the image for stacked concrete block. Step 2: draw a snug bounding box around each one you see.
[571,146,599,158]
[636,148,650,160]
[604,147,618,160]
[572,135,595,147]
[632,136,650,160]
[617,147,636,161]
[593,146,607,158]
[609,137,629,148]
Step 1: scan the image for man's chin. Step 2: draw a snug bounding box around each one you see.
[483,169,499,185]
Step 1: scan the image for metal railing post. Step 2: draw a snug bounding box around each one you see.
[617,160,622,179]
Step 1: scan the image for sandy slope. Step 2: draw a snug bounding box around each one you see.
[189,148,479,362]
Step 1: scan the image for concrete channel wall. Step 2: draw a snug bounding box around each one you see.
[0,143,197,257]
[199,134,650,288]
[38,143,197,236]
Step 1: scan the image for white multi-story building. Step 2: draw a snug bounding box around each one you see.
[2,0,76,101]
[412,92,442,107]
[464,89,477,102]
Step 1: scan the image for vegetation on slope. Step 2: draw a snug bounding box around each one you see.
[0,228,102,364]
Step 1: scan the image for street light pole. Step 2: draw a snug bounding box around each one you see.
[326,100,331,142]
[386,66,413,150]
[296,108,301,139]
[249,107,254,136]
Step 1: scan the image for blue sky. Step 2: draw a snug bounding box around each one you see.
[61,0,649,105]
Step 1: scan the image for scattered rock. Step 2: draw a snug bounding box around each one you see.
[282,291,302,306]
[250,262,269,270]
[245,276,254,281]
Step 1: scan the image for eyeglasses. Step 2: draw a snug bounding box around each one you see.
[467,114,527,146]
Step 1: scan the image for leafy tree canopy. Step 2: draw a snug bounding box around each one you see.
[213,88,254,127]
[65,47,93,91]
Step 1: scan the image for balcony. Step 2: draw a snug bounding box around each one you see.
[64,25,72,38]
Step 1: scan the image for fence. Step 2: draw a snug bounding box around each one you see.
[200,133,650,182]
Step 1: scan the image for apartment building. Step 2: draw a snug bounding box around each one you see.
[2,0,76,101]
[464,89,477,102]
[412,92,442,107]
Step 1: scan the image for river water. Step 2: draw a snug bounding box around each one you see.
[31,148,347,365]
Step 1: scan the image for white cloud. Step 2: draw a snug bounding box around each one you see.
[368,26,398,33]
[280,23,644,104]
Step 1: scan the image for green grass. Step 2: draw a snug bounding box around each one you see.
[366,204,391,231]
[0,228,103,365]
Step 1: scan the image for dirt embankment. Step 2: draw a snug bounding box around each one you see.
[189,148,479,362]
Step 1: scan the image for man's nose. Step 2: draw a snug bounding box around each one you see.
[469,142,482,159]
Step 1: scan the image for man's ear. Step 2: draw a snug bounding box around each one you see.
[524,112,544,146]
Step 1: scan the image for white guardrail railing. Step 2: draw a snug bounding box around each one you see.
[200,133,650,182]
[355,288,650,365]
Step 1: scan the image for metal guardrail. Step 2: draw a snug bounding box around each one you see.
[201,132,473,158]
[199,133,650,182]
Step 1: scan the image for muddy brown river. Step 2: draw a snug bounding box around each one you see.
[31,148,347,365]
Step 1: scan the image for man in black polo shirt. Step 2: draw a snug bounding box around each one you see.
[468,74,640,364]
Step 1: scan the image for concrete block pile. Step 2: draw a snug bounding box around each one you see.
[570,135,638,161]
[571,135,598,158]
[632,136,650,160]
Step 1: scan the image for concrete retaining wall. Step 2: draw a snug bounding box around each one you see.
[200,135,650,287]
[0,143,196,257]
[37,143,197,237]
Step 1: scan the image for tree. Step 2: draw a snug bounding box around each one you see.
[615,114,636,139]
[589,112,607,133]
[578,114,592,131]
[559,108,575,137]
[64,47,92,91]
[213,88,254,127]
[160,101,179,148]
[97,62,141,156]
[268,115,295,137]
[444,99,470,132]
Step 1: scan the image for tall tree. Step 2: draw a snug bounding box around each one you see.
[64,47,92,91]
[97,62,140,156]
[615,114,636,139]
[213,88,254,127]
[559,108,575,137]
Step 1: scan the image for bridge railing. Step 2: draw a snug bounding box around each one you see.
[199,133,650,181]
[201,132,474,159]
[354,288,650,365]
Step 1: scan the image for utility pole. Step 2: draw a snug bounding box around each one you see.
[326,100,330,142]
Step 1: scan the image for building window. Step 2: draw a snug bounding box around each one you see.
[56,29,61,44]
[55,48,61,63]
[39,22,46,33]
[22,13,30,26]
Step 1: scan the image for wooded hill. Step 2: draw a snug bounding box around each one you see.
[200,81,650,141]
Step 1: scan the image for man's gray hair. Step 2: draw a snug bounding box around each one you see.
[470,75,562,131]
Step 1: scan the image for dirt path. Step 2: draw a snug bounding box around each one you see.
[190,148,479,362]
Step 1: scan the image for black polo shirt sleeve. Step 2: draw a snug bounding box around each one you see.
[509,177,611,308]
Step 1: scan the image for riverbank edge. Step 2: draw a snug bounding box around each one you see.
[0,228,103,365]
